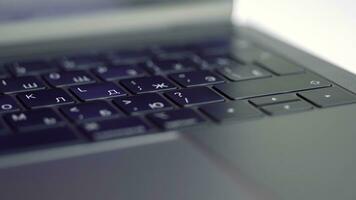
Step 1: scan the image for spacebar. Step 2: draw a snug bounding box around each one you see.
[214,73,332,99]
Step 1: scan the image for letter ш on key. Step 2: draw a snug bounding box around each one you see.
[22,83,38,89]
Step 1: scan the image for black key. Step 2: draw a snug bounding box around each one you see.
[113,93,173,114]
[0,65,10,78]
[0,76,46,94]
[249,93,300,106]
[5,60,57,76]
[153,44,195,57]
[255,52,304,75]
[0,120,9,136]
[58,55,106,71]
[199,48,231,58]
[0,96,21,113]
[70,82,127,101]
[217,65,272,81]
[4,108,64,132]
[43,71,96,87]
[261,100,313,115]
[214,73,332,100]
[121,76,176,94]
[61,101,121,122]
[0,127,79,153]
[298,87,356,107]
[18,89,75,108]
[194,39,231,53]
[229,40,268,64]
[80,117,150,140]
[165,87,224,107]
[200,101,263,122]
[233,45,265,63]
[169,70,224,87]
[146,58,198,74]
[106,50,151,64]
[92,65,146,81]
[199,55,240,69]
[234,39,253,49]
[196,40,233,58]
[147,108,205,129]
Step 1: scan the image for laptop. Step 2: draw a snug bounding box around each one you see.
[0,0,355,199]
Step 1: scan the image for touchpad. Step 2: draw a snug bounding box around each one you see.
[0,135,260,200]
[186,105,356,200]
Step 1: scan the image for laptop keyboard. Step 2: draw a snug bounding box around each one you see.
[1,38,356,154]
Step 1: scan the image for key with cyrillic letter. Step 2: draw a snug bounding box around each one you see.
[17,89,75,108]
[70,82,127,101]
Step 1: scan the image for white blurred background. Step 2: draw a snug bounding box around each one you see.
[233,0,356,74]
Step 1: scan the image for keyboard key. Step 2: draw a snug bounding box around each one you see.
[0,96,21,113]
[153,44,195,58]
[4,108,64,132]
[106,50,151,64]
[147,108,205,129]
[217,65,272,81]
[70,82,127,101]
[0,120,9,136]
[18,89,75,108]
[58,55,106,71]
[199,48,231,58]
[165,87,224,107]
[231,40,271,63]
[249,94,300,106]
[0,65,10,78]
[214,73,332,100]
[199,55,240,69]
[194,39,231,54]
[146,58,198,74]
[234,39,253,49]
[255,52,304,75]
[197,40,237,58]
[0,76,46,94]
[233,45,265,63]
[261,100,313,115]
[6,60,57,76]
[0,127,79,153]
[80,117,150,140]
[121,76,176,94]
[298,87,356,107]
[200,101,263,122]
[92,65,147,81]
[169,70,224,87]
[61,101,121,122]
[43,71,96,87]
[113,93,173,114]
[198,48,234,61]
